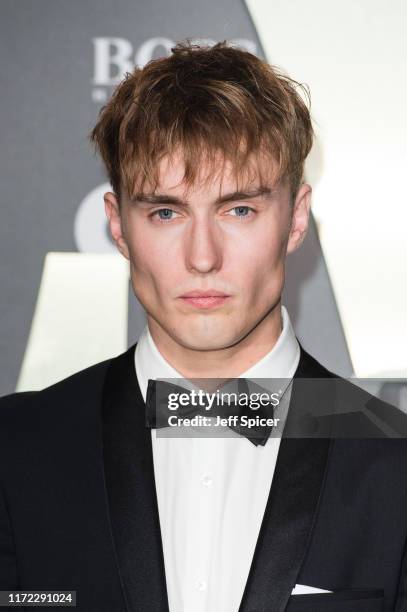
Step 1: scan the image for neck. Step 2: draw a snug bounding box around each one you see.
[147,301,283,379]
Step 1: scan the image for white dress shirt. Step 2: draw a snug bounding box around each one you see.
[135,305,300,612]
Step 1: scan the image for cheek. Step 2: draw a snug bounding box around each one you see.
[125,226,162,272]
[127,220,183,265]
[231,231,286,274]
[232,238,286,300]
[127,237,181,300]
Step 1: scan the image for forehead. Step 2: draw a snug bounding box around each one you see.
[134,147,280,198]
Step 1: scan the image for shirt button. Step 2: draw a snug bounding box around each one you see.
[201,474,213,486]
[195,579,207,591]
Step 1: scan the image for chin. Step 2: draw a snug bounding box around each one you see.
[177,337,230,352]
[172,322,243,352]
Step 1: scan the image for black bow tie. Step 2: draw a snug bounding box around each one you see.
[145,378,277,446]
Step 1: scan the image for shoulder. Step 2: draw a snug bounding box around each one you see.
[0,347,140,481]
[297,342,407,443]
[0,350,128,433]
[296,343,339,379]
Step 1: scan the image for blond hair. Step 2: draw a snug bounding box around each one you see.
[89,40,313,202]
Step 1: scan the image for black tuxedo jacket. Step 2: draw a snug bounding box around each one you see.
[1,342,407,612]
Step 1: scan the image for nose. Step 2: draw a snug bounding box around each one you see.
[184,216,223,275]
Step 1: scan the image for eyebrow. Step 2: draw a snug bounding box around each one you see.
[130,186,274,207]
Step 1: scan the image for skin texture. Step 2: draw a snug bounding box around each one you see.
[104,150,311,379]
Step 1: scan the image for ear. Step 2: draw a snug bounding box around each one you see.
[104,191,130,260]
[286,183,312,254]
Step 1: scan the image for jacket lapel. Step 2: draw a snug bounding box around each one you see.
[101,342,169,612]
[239,344,333,612]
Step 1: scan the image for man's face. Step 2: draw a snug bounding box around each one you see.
[105,150,311,351]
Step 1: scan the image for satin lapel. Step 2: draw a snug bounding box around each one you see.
[101,343,169,612]
[239,344,333,612]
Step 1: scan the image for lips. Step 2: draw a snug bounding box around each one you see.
[180,289,230,298]
[179,290,231,309]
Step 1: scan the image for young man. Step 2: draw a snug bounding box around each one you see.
[1,41,407,612]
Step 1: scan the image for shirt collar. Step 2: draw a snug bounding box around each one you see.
[135,304,300,402]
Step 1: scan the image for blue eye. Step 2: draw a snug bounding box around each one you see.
[151,208,175,222]
[157,208,173,220]
[230,206,254,218]
[234,206,249,216]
